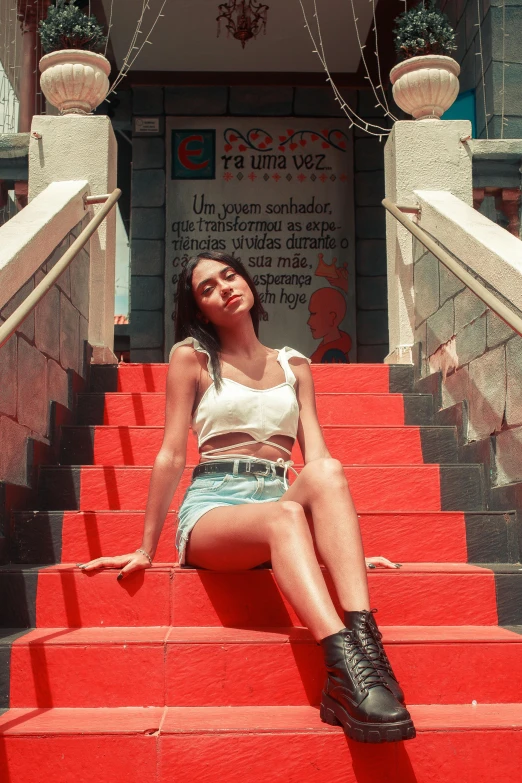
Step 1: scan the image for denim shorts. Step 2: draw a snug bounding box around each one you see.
[176,461,287,565]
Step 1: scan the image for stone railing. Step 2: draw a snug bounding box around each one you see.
[384,121,522,511]
[0,181,91,558]
[410,190,522,502]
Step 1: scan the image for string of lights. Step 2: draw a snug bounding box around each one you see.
[0,2,22,133]
[107,0,150,94]
[0,4,11,131]
[107,0,168,96]
[35,0,43,118]
[349,0,397,122]
[0,1,23,223]
[104,0,114,58]
[370,0,396,119]
[298,0,392,139]
[476,0,489,139]
[500,0,506,139]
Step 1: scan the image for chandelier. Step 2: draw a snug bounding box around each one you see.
[217,1,269,49]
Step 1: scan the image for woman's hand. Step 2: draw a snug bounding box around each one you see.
[366,556,402,570]
[77,551,152,581]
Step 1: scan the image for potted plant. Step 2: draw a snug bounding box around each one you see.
[38,0,110,115]
[390,0,459,120]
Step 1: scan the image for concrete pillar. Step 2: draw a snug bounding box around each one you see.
[383,120,473,364]
[28,115,117,364]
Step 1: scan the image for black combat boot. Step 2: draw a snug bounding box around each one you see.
[320,627,415,743]
[345,609,405,704]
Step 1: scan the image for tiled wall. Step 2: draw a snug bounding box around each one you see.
[442,0,522,138]
[0,218,90,492]
[413,236,522,490]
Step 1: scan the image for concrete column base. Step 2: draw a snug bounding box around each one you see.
[91,345,119,365]
[384,346,414,365]
[384,120,473,364]
[29,115,117,361]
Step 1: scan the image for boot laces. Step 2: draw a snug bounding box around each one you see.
[363,610,396,680]
[343,631,384,692]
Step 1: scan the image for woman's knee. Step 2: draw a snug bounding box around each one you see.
[302,457,346,487]
[266,500,309,543]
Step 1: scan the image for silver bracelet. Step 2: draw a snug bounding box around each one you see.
[136,547,153,566]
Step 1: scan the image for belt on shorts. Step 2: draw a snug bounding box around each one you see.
[192,460,286,480]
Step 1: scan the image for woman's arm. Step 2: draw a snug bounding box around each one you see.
[79,345,199,579]
[139,345,198,557]
[292,358,331,464]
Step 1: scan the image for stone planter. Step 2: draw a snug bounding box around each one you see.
[390,55,460,120]
[39,50,110,115]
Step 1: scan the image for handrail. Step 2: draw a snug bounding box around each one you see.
[382,197,522,339]
[0,188,121,351]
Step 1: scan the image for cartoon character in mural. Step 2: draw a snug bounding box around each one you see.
[307,254,352,363]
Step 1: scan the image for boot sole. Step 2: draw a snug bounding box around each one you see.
[320,691,416,743]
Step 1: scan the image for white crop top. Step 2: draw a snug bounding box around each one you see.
[169,337,311,468]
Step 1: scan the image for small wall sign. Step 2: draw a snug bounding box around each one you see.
[133,117,160,134]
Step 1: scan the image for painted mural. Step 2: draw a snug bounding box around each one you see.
[165,118,355,362]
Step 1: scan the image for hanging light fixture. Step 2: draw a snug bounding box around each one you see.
[217,1,269,49]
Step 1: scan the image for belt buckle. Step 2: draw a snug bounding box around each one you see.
[251,461,271,477]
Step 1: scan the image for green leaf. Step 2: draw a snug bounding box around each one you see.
[393,0,457,60]
[39,2,107,54]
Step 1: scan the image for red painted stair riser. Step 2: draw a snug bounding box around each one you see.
[1,736,156,783]
[170,568,498,628]
[164,639,522,708]
[33,566,498,628]
[94,393,407,426]
[2,731,521,783]
[35,568,172,627]
[60,511,178,562]
[9,633,522,708]
[59,510,468,564]
[2,713,522,783]
[76,464,444,511]
[157,730,522,783]
[113,363,396,394]
[86,425,430,466]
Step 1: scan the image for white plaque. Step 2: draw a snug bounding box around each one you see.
[134,116,160,134]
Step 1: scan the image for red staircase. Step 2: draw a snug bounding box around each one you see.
[1,362,522,782]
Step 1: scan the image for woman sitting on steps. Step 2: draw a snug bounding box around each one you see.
[78,250,416,744]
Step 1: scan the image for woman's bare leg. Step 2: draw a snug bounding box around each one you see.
[186,500,344,641]
[282,458,371,612]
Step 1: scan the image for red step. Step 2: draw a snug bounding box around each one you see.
[1,704,521,783]
[34,565,173,627]
[107,363,410,394]
[169,564,497,628]
[29,564,498,628]
[62,511,177,563]
[40,463,483,511]
[0,707,162,783]
[44,509,467,563]
[9,625,522,708]
[78,392,431,427]
[60,424,457,466]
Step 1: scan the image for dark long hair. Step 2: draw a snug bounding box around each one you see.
[174,251,265,390]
